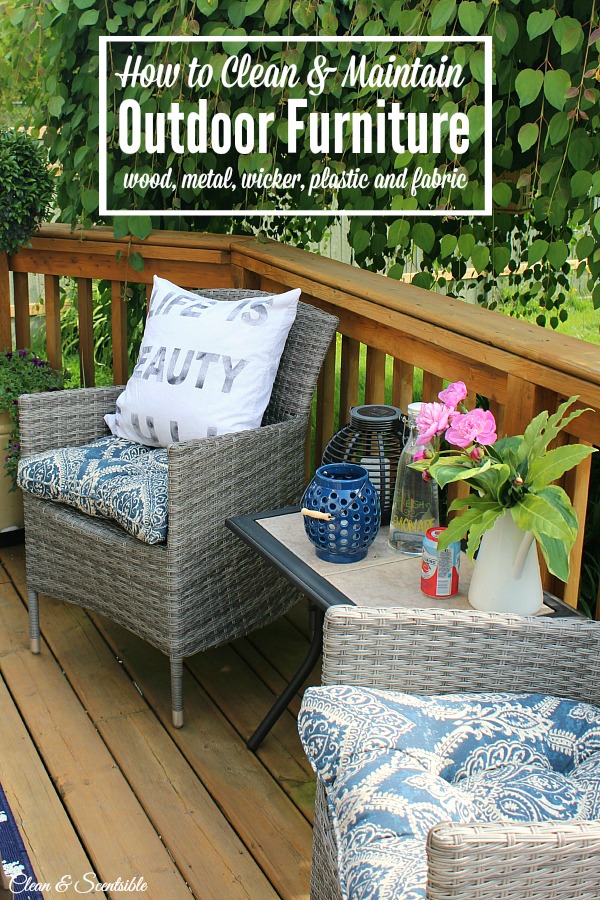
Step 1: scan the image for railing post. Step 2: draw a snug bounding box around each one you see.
[502,375,556,438]
[111,281,129,385]
[365,347,386,404]
[13,272,31,349]
[44,274,62,372]
[0,253,11,351]
[77,278,95,387]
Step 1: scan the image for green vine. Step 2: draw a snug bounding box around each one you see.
[7,0,600,325]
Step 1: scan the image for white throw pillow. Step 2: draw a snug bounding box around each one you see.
[105,276,299,447]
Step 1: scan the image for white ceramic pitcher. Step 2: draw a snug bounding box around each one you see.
[468,510,543,615]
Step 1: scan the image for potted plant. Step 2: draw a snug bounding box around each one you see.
[0,350,64,534]
[0,127,54,259]
[412,383,596,614]
[0,128,56,535]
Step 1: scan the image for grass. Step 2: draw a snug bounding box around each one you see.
[495,289,600,346]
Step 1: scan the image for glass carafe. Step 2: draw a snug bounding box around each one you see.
[388,402,439,555]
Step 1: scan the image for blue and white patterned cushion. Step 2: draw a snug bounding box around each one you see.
[299,686,600,900]
[17,436,168,544]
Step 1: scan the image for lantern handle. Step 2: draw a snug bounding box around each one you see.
[301,508,333,521]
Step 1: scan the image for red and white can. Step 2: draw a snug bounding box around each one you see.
[421,526,460,598]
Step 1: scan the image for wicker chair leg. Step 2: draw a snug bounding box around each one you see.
[171,656,184,728]
[28,590,40,654]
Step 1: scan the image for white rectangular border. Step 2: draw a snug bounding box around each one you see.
[99,35,493,217]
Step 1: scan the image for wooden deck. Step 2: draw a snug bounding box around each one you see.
[0,539,318,899]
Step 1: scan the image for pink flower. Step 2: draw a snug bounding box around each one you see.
[445,409,497,448]
[438,381,468,408]
[470,445,485,461]
[414,449,427,462]
[416,402,452,446]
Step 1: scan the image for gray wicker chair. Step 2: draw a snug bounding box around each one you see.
[311,605,600,900]
[18,291,338,727]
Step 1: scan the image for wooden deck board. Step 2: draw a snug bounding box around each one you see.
[0,581,192,899]
[0,674,102,895]
[0,542,315,900]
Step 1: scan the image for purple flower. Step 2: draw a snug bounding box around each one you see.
[18,349,27,357]
[446,409,498,448]
[438,381,468,408]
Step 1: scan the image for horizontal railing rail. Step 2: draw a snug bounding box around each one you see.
[1,224,598,611]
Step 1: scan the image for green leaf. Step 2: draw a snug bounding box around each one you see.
[196,0,218,15]
[540,397,588,452]
[495,10,519,53]
[457,232,475,258]
[535,532,571,582]
[514,69,543,106]
[528,444,596,490]
[511,493,575,543]
[129,251,145,272]
[431,0,457,31]
[436,508,481,549]
[576,235,595,259]
[292,0,315,27]
[78,8,99,27]
[568,135,593,169]
[527,9,555,39]
[469,49,486,83]
[113,218,130,240]
[458,1,484,34]
[536,485,579,536]
[492,246,510,274]
[412,222,435,253]
[81,188,98,213]
[527,239,549,265]
[440,234,457,259]
[546,240,569,268]
[469,463,512,499]
[387,219,410,248]
[548,112,569,145]
[471,245,489,273]
[264,0,286,25]
[571,171,592,198]
[127,215,153,240]
[465,506,505,559]
[48,95,65,117]
[352,229,371,255]
[492,182,512,207]
[429,459,492,489]
[544,69,571,111]
[552,16,584,55]
[518,122,539,152]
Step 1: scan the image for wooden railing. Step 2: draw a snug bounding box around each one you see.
[1,224,599,611]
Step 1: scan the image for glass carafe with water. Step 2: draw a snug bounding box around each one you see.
[388,402,439,554]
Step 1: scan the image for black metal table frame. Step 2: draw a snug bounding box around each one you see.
[226,505,580,751]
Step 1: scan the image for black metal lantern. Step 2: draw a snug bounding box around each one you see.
[321,404,409,525]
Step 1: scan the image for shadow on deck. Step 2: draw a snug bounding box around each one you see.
[0,541,317,899]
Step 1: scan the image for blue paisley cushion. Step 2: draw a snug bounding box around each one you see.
[299,686,600,900]
[17,436,168,544]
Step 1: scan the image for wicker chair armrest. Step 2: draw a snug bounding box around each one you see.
[18,386,124,456]
[321,606,600,706]
[426,821,600,900]
[166,415,307,548]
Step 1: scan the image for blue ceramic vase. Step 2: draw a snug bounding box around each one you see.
[302,463,381,563]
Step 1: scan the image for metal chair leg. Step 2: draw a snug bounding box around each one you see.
[170,656,184,727]
[28,590,40,654]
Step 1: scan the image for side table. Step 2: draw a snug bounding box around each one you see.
[226,506,580,750]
